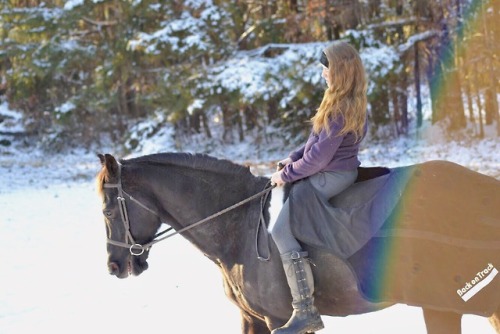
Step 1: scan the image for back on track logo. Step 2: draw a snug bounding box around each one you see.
[457,263,498,302]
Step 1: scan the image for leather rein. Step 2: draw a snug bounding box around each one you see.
[103,163,275,261]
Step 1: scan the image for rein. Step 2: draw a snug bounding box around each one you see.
[103,163,275,261]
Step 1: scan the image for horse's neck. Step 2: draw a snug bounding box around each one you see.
[149,165,266,262]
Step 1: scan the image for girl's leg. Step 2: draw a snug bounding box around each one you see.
[310,170,358,200]
[270,199,301,254]
[270,197,324,333]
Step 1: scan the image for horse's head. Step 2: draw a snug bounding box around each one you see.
[96,154,162,279]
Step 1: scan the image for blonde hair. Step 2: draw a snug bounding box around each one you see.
[311,41,367,141]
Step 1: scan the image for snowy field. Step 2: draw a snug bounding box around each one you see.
[1,131,498,334]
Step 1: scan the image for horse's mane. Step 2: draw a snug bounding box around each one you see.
[123,152,253,177]
[97,152,255,196]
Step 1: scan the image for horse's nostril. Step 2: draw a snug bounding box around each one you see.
[108,262,120,275]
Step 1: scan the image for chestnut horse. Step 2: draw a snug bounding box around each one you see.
[96,152,500,333]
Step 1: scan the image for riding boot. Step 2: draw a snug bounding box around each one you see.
[272,250,324,334]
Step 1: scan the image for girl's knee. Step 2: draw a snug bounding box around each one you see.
[270,218,287,238]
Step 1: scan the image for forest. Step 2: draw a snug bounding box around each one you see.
[0,0,498,151]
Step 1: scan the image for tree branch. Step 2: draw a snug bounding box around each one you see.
[398,30,440,53]
[82,17,118,27]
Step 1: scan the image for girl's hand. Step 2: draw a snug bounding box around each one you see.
[271,171,285,187]
[277,158,292,171]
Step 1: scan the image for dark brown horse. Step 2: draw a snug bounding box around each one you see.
[96,152,500,334]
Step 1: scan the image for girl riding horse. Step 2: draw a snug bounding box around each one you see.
[270,41,368,334]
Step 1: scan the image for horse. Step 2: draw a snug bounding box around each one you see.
[96,152,500,334]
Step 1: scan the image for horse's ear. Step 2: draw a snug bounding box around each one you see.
[97,154,105,165]
[103,154,120,177]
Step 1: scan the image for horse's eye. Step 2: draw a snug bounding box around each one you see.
[103,211,112,218]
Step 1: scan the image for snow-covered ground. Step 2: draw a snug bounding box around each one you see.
[1,101,499,333]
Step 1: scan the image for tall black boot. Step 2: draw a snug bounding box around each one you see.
[272,250,324,334]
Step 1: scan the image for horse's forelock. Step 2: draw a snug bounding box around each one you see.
[96,165,111,197]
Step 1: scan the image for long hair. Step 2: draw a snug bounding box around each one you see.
[311,41,367,141]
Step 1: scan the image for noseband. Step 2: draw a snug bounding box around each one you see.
[103,162,275,260]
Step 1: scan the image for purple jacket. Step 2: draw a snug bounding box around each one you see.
[281,116,367,183]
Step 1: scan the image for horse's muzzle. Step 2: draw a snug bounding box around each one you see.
[108,257,149,278]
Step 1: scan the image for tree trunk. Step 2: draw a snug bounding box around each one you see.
[446,68,466,130]
[484,89,495,125]
[415,42,423,128]
[391,85,401,135]
[221,103,232,142]
[371,86,390,127]
[400,76,409,133]
[473,62,485,138]
[267,98,279,123]
[201,111,212,139]
[463,65,475,123]
[244,105,258,131]
[449,0,466,130]
[481,0,499,134]
[427,44,439,125]
[428,1,465,130]
[190,110,202,134]
[237,107,244,142]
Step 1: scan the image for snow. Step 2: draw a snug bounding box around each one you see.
[63,0,84,10]
[361,46,400,78]
[205,42,326,103]
[0,102,25,133]
[187,99,205,115]
[126,4,228,55]
[398,30,440,53]
[63,0,104,9]
[7,6,64,21]
[55,101,76,117]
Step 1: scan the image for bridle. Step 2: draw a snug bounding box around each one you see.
[103,162,275,260]
[103,164,167,256]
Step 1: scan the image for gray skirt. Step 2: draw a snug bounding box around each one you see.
[270,170,358,254]
[309,170,358,200]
